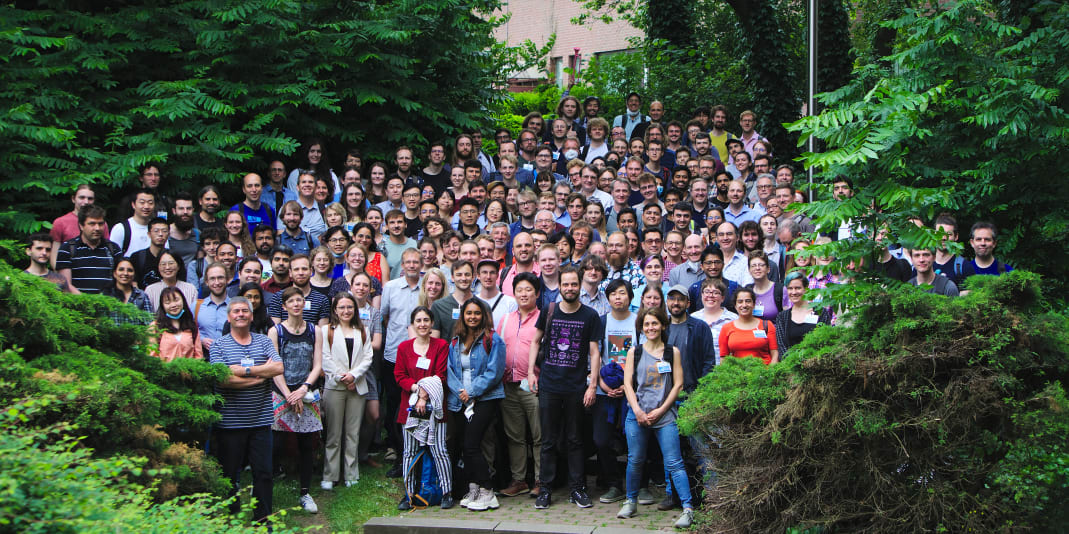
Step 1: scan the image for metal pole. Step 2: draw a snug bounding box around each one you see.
[808,0,817,202]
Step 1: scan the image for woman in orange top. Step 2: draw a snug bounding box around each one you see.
[718,287,779,365]
[150,286,203,362]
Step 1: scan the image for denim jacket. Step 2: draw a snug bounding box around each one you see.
[446,331,506,412]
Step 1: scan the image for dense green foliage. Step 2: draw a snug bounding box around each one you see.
[0,396,304,533]
[0,0,509,234]
[788,0,1069,295]
[680,272,1069,532]
[0,255,230,499]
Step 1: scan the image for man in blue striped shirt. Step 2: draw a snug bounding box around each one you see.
[209,297,283,524]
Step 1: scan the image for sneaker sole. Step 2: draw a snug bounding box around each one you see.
[600,495,624,503]
[571,499,593,508]
[618,511,636,519]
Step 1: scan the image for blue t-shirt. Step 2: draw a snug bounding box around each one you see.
[209,333,281,429]
[970,259,1012,276]
[231,202,276,235]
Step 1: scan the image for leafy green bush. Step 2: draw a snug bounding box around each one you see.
[0,259,231,499]
[0,396,302,534]
[679,271,1069,533]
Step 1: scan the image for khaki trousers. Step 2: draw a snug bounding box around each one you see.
[322,388,366,483]
[501,381,541,481]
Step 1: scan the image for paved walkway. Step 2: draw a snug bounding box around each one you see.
[401,483,683,532]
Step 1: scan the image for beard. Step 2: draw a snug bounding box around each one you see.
[174,215,195,233]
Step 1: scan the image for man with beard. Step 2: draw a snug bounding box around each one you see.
[276,201,319,256]
[527,265,602,510]
[420,141,451,194]
[710,170,732,210]
[229,173,275,236]
[665,283,718,506]
[688,178,712,227]
[968,221,1013,276]
[708,105,736,163]
[599,232,646,294]
[168,192,200,265]
[251,224,276,277]
[267,254,329,325]
[580,96,601,132]
[196,185,225,233]
[129,217,171,288]
[261,244,293,295]
[724,180,760,227]
[395,146,416,183]
[517,129,540,169]
[508,189,538,239]
[500,231,539,297]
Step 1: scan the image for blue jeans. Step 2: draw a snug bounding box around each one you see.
[624,413,692,509]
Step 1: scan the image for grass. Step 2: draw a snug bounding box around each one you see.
[267,461,403,533]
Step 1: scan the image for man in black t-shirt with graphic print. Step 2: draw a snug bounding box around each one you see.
[527,265,602,510]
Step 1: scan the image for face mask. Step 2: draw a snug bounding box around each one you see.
[166,310,185,320]
[564,150,579,160]
[331,251,344,259]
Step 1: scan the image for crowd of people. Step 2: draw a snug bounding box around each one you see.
[22,92,1014,528]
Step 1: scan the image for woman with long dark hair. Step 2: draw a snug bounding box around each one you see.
[351,223,389,284]
[150,286,202,362]
[394,306,453,510]
[102,258,153,324]
[287,137,340,194]
[447,298,506,512]
[366,162,389,204]
[342,182,368,224]
[719,287,780,365]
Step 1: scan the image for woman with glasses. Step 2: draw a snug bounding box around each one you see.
[319,226,351,279]
[690,277,738,366]
[630,255,667,313]
[745,250,787,321]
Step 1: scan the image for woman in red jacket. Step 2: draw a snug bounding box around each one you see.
[394,306,454,509]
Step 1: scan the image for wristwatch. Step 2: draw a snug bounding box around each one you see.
[244,367,252,377]
[303,382,313,389]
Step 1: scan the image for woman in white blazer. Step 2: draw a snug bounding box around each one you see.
[320,291,374,489]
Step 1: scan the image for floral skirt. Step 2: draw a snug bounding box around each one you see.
[272,391,323,433]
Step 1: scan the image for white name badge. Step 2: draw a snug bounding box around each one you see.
[451,308,460,320]
[753,305,765,316]
[522,163,534,171]
[804,314,819,324]
[656,361,671,374]
[754,330,767,339]
[303,300,312,311]
[240,357,255,367]
[416,356,431,370]
[360,310,371,322]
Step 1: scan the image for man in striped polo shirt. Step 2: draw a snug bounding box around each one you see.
[209,297,284,524]
[55,205,123,295]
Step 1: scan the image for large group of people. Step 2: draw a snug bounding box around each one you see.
[23,93,1014,528]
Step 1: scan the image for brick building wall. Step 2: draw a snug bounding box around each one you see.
[493,0,644,91]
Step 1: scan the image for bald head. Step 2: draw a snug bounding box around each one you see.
[684,234,704,262]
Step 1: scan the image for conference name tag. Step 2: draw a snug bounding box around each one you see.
[241,357,255,367]
[754,330,767,339]
[804,314,818,324]
[303,300,311,311]
[360,310,371,322]
[451,308,460,320]
[656,361,671,374]
[753,305,765,316]
[416,356,431,370]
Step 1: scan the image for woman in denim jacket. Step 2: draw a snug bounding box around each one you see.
[446,297,506,512]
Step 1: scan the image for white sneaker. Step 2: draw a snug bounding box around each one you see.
[345,480,357,488]
[320,480,334,491]
[459,483,479,508]
[467,488,499,511]
[300,494,319,513]
[674,508,694,529]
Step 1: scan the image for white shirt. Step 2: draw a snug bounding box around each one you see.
[478,292,517,331]
[110,218,150,257]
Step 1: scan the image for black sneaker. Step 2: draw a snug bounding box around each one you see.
[385,463,403,479]
[658,492,679,511]
[534,490,551,509]
[570,488,593,508]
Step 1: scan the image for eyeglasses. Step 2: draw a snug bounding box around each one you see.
[701,260,723,266]
[702,289,723,296]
